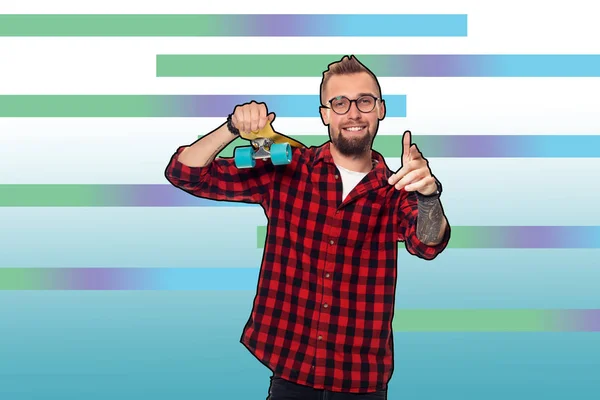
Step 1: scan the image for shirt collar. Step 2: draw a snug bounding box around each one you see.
[312,141,393,185]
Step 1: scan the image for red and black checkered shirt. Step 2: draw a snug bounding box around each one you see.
[165,141,450,393]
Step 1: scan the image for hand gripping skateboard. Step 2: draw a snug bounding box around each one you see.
[234,122,306,168]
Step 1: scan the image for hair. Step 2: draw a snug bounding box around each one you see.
[320,55,382,106]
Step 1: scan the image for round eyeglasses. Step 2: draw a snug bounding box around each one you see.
[323,95,379,115]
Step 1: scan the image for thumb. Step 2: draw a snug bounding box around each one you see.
[268,112,276,122]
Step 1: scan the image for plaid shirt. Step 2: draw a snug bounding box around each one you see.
[165,141,450,393]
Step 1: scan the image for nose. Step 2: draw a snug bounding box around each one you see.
[347,101,361,118]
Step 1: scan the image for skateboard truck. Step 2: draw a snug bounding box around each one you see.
[250,137,279,159]
[234,122,305,169]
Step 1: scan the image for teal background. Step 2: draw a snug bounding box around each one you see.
[1,292,599,399]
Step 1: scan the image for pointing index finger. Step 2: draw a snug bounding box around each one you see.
[403,130,412,162]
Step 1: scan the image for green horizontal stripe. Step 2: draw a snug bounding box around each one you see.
[0,95,166,117]
[391,309,556,331]
[0,185,102,206]
[0,269,49,290]
[0,15,243,36]
[158,55,347,77]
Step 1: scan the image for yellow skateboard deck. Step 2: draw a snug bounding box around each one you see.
[239,122,306,149]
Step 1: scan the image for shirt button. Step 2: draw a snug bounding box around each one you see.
[323,303,328,308]
[325,273,330,278]
[335,175,339,179]
[329,240,334,245]
[318,335,323,341]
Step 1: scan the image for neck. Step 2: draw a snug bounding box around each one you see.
[330,143,373,173]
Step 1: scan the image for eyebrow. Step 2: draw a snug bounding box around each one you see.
[332,92,377,100]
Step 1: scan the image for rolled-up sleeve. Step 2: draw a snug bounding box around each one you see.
[397,190,450,260]
[164,146,276,206]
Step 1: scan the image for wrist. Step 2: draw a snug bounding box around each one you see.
[226,113,240,137]
[417,178,442,200]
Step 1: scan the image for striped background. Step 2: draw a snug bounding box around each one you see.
[0,1,599,399]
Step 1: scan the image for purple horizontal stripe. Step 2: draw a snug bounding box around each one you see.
[564,310,600,332]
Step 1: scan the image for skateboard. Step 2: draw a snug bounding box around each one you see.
[234,122,306,168]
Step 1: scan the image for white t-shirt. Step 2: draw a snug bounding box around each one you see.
[335,163,369,201]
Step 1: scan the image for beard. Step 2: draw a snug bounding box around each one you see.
[330,123,376,157]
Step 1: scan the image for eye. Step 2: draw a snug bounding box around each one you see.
[333,98,348,107]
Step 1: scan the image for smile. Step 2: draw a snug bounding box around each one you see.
[342,126,366,132]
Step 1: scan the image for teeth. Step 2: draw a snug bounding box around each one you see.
[344,126,364,131]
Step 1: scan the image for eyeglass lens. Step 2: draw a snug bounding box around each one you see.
[330,95,376,114]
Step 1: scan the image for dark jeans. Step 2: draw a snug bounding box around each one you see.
[266,376,387,400]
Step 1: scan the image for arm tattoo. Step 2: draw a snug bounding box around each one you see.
[203,141,230,167]
[416,195,446,245]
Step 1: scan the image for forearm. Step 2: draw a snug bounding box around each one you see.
[416,195,448,245]
[177,123,238,167]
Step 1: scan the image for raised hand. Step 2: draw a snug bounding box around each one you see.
[387,130,438,196]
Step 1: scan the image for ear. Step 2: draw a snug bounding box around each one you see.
[319,106,330,126]
[377,99,386,120]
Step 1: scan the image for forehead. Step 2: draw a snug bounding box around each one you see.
[325,72,379,99]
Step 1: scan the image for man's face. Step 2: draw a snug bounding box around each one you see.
[320,72,385,157]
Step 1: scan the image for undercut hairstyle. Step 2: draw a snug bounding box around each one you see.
[320,55,382,106]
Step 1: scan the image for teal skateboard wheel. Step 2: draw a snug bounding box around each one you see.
[234,146,256,168]
[270,143,292,165]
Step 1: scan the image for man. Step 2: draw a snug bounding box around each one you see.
[165,55,450,400]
